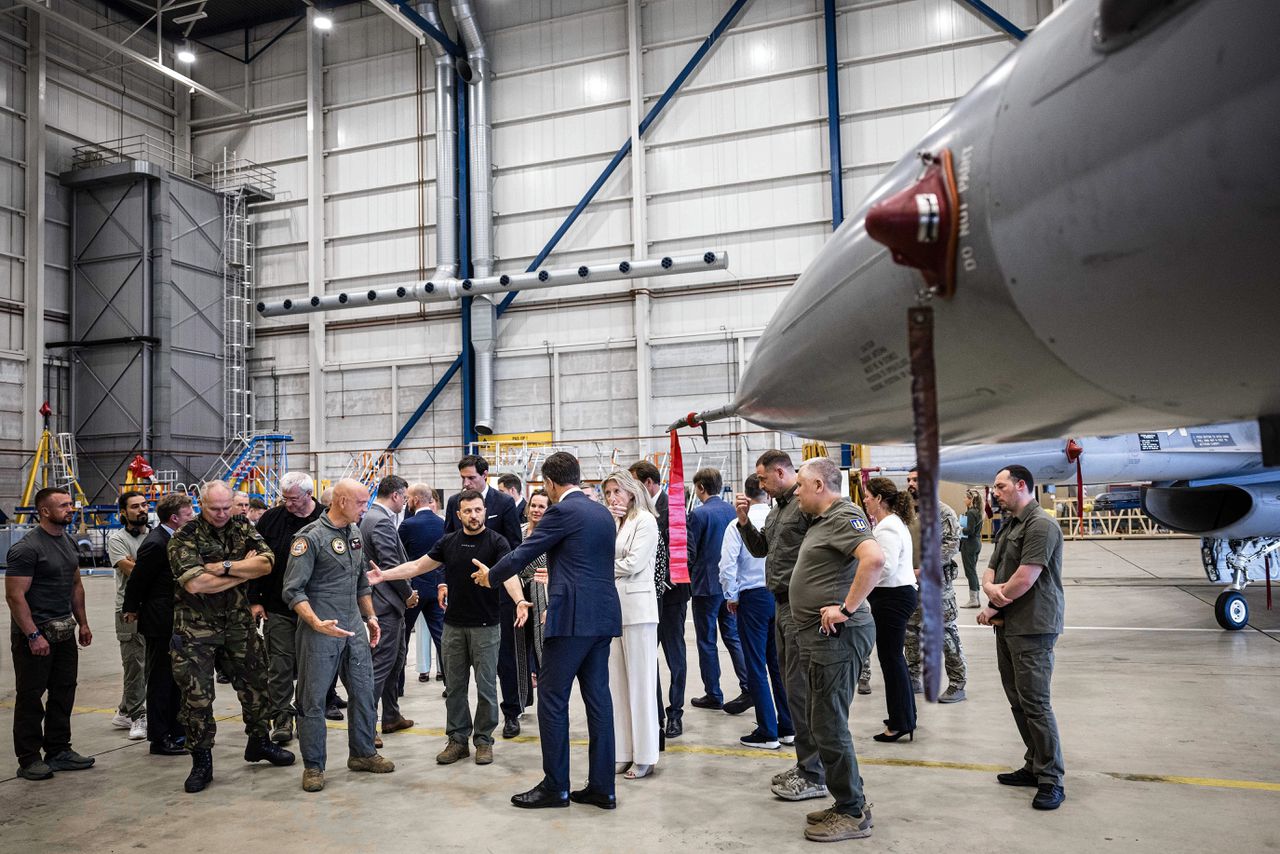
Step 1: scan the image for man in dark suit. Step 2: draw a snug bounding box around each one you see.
[631,460,688,740]
[471,452,621,810]
[498,473,526,523]
[360,475,417,741]
[444,455,526,736]
[399,482,446,686]
[121,492,194,755]
[687,468,751,714]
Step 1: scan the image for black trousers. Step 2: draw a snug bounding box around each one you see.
[10,633,78,767]
[656,583,690,725]
[867,585,918,733]
[144,634,182,744]
[499,597,533,719]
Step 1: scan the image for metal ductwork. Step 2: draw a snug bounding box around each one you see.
[1142,483,1280,540]
[418,1,458,282]
[451,0,496,436]
[256,251,730,317]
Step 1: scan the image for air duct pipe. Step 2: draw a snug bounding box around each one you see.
[418,1,458,282]
[256,251,730,317]
[450,0,496,435]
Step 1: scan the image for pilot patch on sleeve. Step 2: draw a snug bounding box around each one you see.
[290,539,308,557]
[331,537,347,555]
[851,518,868,532]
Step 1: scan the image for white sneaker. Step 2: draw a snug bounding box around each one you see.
[110,712,131,729]
[128,717,148,740]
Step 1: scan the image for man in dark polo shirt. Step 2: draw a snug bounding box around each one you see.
[368,490,515,767]
[788,458,884,844]
[978,464,1066,811]
[5,488,95,781]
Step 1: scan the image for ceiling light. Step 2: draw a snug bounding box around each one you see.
[313,14,334,31]
[172,11,208,25]
[176,42,196,63]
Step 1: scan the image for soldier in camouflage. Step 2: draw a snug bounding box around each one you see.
[903,468,968,703]
[167,481,296,793]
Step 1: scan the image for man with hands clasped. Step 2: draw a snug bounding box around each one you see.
[283,478,395,792]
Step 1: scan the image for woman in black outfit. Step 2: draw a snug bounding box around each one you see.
[863,477,918,742]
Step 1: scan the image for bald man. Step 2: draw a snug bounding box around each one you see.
[283,479,394,792]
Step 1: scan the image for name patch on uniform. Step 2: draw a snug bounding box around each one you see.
[290,539,308,557]
[851,518,868,532]
[331,537,347,555]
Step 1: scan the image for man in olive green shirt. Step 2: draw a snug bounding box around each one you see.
[788,458,884,843]
[978,464,1066,811]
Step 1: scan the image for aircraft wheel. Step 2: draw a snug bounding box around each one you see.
[1214,590,1249,631]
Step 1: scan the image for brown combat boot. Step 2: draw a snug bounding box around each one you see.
[436,740,470,765]
[347,753,395,773]
[302,768,324,792]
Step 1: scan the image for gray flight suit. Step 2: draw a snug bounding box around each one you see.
[282,515,378,771]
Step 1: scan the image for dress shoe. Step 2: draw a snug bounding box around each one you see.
[435,672,445,682]
[184,749,213,793]
[872,729,914,743]
[502,716,521,739]
[244,736,295,766]
[997,767,1039,787]
[324,705,344,721]
[664,718,683,739]
[333,696,348,709]
[570,787,617,809]
[512,785,570,809]
[722,693,754,716]
[418,673,429,683]
[382,717,414,734]
[690,695,723,710]
[1032,783,1066,810]
[150,737,187,756]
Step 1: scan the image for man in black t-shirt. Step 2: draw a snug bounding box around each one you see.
[368,490,526,767]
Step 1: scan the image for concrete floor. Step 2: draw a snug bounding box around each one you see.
[2,538,1278,852]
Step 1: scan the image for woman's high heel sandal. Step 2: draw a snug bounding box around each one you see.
[872,729,914,743]
[624,764,653,779]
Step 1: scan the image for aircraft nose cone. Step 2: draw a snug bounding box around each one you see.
[864,149,959,296]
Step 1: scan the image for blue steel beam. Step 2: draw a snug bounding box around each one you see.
[390,0,754,449]
[458,73,477,449]
[388,0,465,57]
[955,0,1027,41]
[824,0,844,229]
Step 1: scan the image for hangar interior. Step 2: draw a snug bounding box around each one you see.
[0,0,1277,851]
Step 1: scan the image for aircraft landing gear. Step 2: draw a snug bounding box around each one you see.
[1214,590,1249,631]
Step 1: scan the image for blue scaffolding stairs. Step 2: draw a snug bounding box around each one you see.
[213,433,293,505]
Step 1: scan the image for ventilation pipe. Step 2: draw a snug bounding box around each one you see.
[418,1,457,282]
[450,0,496,435]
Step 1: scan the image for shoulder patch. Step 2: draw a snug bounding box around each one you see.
[290,539,308,557]
[331,537,347,555]
[851,518,868,532]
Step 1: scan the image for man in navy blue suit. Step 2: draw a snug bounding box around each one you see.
[470,452,621,810]
[443,455,527,736]
[399,483,446,687]
[687,468,751,714]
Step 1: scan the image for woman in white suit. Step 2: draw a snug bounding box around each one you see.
[601,469,660,780]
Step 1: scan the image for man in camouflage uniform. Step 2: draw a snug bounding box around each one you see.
[168,481,296,793]
[903,468,968,702]
[283,479,394,792]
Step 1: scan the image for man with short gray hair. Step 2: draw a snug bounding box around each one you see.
[251,471,326,744]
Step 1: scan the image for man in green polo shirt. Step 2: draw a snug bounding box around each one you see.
[788,457,884,843]
[978,464,1066,811]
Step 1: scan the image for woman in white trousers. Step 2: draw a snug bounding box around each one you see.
[601,469,660,780]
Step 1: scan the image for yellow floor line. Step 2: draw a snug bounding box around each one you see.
[7,702,1277,793]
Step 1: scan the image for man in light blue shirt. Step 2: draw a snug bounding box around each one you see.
[721,475,793,750]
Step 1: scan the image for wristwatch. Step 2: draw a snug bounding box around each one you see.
[221,560,233,577]
[838,605,854,619]
[26,630,41,642]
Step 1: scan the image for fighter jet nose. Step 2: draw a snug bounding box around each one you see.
[864,149,960,297]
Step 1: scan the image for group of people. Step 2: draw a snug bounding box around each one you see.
[5,447,1067,840]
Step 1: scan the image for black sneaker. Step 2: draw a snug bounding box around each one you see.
[722,694,754,716]
[690,695,723,710]
[1032,783,1065,810]
[740,731,780,750]
[45,750,94,771]
[17,759,54,781]
[997,767,1039,787]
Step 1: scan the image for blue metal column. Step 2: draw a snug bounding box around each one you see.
[457,72,477,449]
[824,0,844,230]
[955,0,1027,41]
[388,0,754,451]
